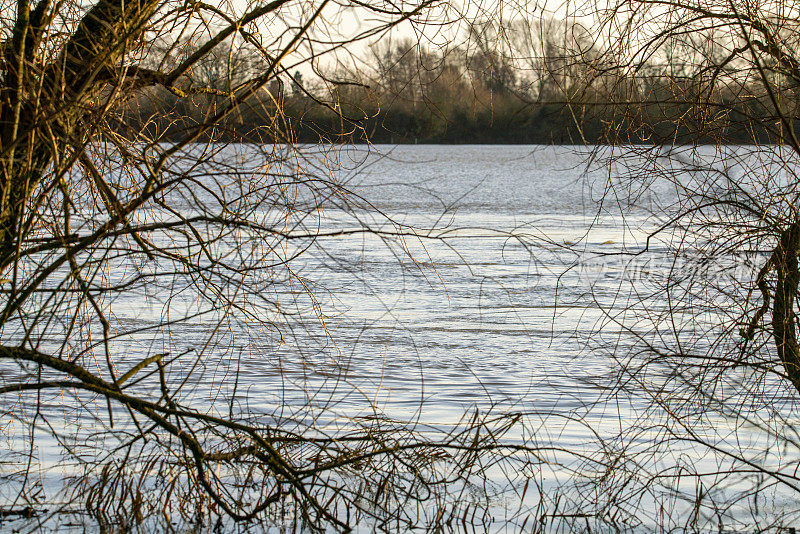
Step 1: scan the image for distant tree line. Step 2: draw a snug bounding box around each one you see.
[119,20,791,145]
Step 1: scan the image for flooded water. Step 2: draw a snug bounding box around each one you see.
[224,145,639,428]
[2,144,799,532]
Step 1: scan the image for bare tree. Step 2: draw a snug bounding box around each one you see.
[507,15,600,102]
[0,0,564,530]
[555,0,800,529]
